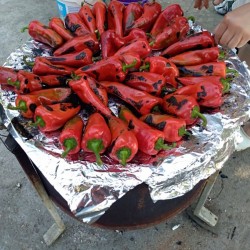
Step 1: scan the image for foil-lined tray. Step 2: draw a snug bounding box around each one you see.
[1,37,250,224]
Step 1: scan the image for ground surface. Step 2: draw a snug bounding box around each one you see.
[1,0,250,249]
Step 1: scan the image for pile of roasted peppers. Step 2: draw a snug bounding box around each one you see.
[0,0,235,166]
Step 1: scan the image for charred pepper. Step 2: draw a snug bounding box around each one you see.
[92,1,107,37]
[0,66,18,86]
[79,4,97,34]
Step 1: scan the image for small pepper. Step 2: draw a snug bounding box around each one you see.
[123,3,143,35]
[49,17,74,41]
[92,1,107,37]
[40,75,70,87]
[81,113,111,165]
[140,113,190,142]
[124,72,166,96]
[64,13,90,37]
[161,31,215,57]
[150,4,184,37]
[169,47,221,66]
[0,66,18,86]
[162,94,207,126]
[99,81,162,115]
[45,48,93,67]
[79,4,97,34]
[32,103,81,132]
[119,107,174,156]
[69,74,113,118]
[149,16,189,50]
[122,28,147,44]
[22,20,64,48]
[114,38,151,59]
[53,34,100,56]
[131,1,162,32]
[108,116,138,166]
[107,0,125,37]
[59,115,84,157]
[7,87,72,118]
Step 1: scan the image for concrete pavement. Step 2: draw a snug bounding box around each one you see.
[1,0,250,249]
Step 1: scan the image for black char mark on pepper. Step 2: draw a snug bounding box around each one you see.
[166,96,188,110]
[126,98,143,111]
[152,80,162,90]
[75,52,86,60]
[197,85,207,101]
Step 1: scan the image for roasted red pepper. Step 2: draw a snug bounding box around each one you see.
[161,31,215,57]
[123,3,143,35]
[49,17,74,41]
[74,55,136,82]
[64,13,90,37]
[119,107,173,155]
[178,61,235,78]
[150,16,189,50]
[92,1,107,37]
[59,115,84,157]
[150,4,184,37]
[40,75,69,87]
[108,116,138,166]
[99,81,162,115]
[114,38,151,59]
[100,30,124,59]
[140,113,190,142]
[22,20,64,48]
[45,48,93,67]
[81,113,111,165]
[174,82,224,108]
[131,1,161,32]
[7,87,72,118]
[31,57,75,76]
[53,34,99,56]
[169,47,221,66]
[107,0,125,37]
[0,66,18,86]
[32,103,81,132]
[69,74,112,118]
[79,4,97,34]
[162,94,207,126]
[124,72,166,96]
[122,28,147,44]
[118,52,142,72]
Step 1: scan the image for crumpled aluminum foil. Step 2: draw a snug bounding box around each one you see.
[1,37,250,224]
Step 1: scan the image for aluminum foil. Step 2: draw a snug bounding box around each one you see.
[1,38,250,224]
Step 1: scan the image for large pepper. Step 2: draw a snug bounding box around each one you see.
[124,72,166,96]
[107,0,125,37]
[7,87,72,118]
[99,81,162,115]
[22,20,64,48]
[131,1,161,32]
[100,30,124,59]
[162,94,207,126]
[174,81,223,108]
[123,2,143,35]
[31,57,75,76]
[64,13,90,37]
[119,107,173,156]
[79,4,97,34]
[40,75,69,87]
[122,28,147,44]
[114,38,151,59]
[92,1,107,37]
[53,34,99,56]
[0,66,18,86]
[169,47,221,66]
[59,115,84,157]
[45,48,93,67]
[108,116,138,166]
[161,31,215,57]
[140,113,190,142]
[118,52,142,72]
[68,74,112,118]
[74,55,136,82]
[150,4,184,37]
[81,113,111,165]
[32,103,81,132]
[49,17,74,41]
[150,16,189,50]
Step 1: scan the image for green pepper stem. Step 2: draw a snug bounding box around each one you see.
[191,106,207,127]
[23,56,35,67]
[7,78,20,89]
[30,116,46,128]
[220,78,231,93]
[21,26,28,33]
[139,63,150,71]
[61,138,77,158]
[122,59,137,72]
[7,101,28,112]
[146,32,153,38]
[149,41,155,47]
[155,138,176,151]
[95,29,101,41]
[226,68,238,76]
[218,51,225,60]
[87,138,104,165]
[187,16,195,22]
[178,126,191,137]
[116,147,131,166]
